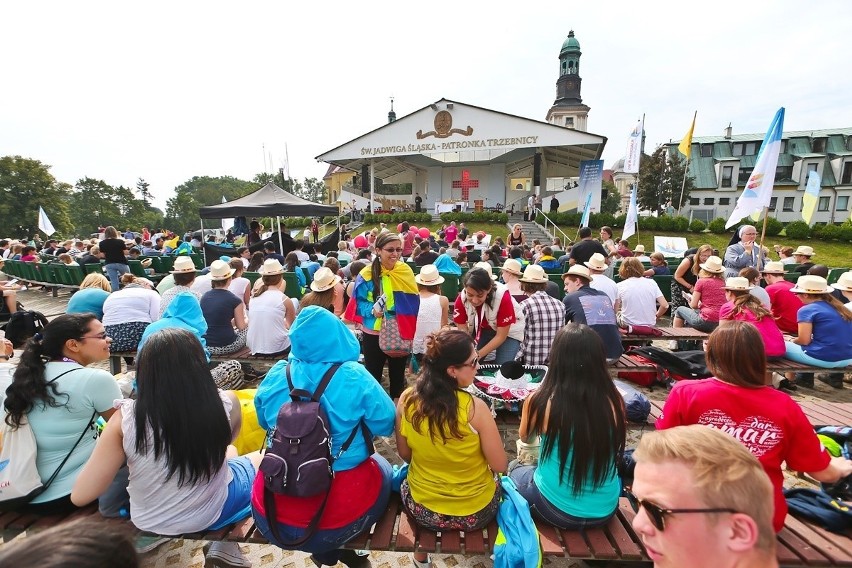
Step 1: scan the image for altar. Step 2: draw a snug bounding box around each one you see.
[434,201,468,214]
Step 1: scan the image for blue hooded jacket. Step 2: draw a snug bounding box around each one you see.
[138,292,210,360]
[433,253,462,276]
[254,306,395,471]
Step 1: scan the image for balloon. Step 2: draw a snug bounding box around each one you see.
[418,227,431,238]
[397,223,403,232]
[353,235,368,248]
[410,226,418,234]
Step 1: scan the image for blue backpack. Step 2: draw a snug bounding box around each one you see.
[784,488,852,533]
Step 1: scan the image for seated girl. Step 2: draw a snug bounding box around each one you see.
[509,324,626,529]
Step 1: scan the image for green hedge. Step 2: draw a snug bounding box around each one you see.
[784,221,810,240]
[439,211,509,224]
[362,212,432,225]
[689,219,706,232]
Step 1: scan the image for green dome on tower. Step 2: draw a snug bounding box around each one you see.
[560,30,580,55]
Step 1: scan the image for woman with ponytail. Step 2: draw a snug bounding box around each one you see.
[3,313,121,513]
[395,328,506,567]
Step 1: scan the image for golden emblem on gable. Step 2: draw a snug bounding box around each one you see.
[416,110,474,140]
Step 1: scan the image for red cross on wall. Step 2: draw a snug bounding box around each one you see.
[451,170,479,201]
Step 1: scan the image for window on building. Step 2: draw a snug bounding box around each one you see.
[837,196,849,211]
[812,138,826,153]
[783,197,795,211]
[769,197,778,211]
[732,143,744,157]
[745,142,759,155]
[689,197,700,206]
[776,166,793,180]
[806,163,819,175]
[721,166,733,188]
[842,162,852,185]
[704,198,715,205]
[780,140,787,153]
[565,117,574,127]
[738,167,754,184]
[719,197,730,205]
[701,144,713,157]
[817,196,830,211]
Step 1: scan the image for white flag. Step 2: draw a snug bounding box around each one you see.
[622,184,639,241]
[623,118,644,174]
[221,195,234,231]
[37,206,56,236]
[726,108,785,229]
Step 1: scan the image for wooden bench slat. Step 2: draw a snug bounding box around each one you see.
[560,526,592,557]
[584,526,620,560]
[415,525,435,552]
[784,515,852,564]
[393,511,416,552]
[800,400,852,426]
[224,516,256,542]
[776,527,821,565]
[463,526,486,554]
[370,496,400,549]
[608,502,646,560]
[536,523,564,555]
[0,511,25,531]
[7,513,42,531]
[440,530,461,553]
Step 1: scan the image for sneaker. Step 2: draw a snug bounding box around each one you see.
[794,373,814,389]
[203,541,251,568]
[135,535,170,554]
[413,554,433,568]
[777,378,797,392]
[310,549,371,568]
[817,373,844,389]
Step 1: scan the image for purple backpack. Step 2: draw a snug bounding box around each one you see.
[259,363,370,546]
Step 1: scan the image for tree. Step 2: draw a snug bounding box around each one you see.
[66,177,158,235]
[0,155,73,238]
[637,146,695,214]
[253,172,277,186]
[600,180,621,214]
[293,177,327,203]
[136,177,153,206]
[164,175,256,235]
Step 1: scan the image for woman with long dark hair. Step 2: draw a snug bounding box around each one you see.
[247,250,265,273]
[509,324,626,528]
[657,321,852,533]
[72,328,259,564]
[4,314,121,513]
[396,328,507,567]
[100,225,129,291]
[344,232,419,400]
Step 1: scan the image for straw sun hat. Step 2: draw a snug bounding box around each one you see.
[310,267,342,292]
[790,275,834,295]
[561,264,593,282]
[473,261,498,280]
[760,261,785,275]
[584,253,608,271]
[414,264,445,286]
[500,258,523,276]
[723,276,754,291]
[170,256,196,273]
[209,259,235,281]
[699,256,725,274]
[259,259,284,275]
[519,264,549,284]
[831,271,852,292]
[792,245,815,257]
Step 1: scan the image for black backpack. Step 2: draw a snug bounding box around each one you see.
[259,363,372,546]
[3,310,49,348]
[629,346,711,381]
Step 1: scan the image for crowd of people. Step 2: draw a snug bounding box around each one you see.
[1,217,851,568]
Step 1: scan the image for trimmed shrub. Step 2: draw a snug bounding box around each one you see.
[672,216,690,232]
[589,213,615,229]
[708,218,728,234]
[819,223,841,241]
[656,216,675,231]
[689,219,706,232]
[764,217,783,237]
[784,221,810,240]
[641,216,658,231]
[838,222,852,243]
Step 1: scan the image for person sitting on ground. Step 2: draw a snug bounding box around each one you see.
[158,256,200,317]
[792,245,816,275]
[534,246,560,270]
[67,273,112,321]
[630,425,780,568]
[396,328,507,568]
[412,265,449,366]
[784,275,852,389]
[499,258,526,303]
[3,314,121,514]
[672,256,726,333]
[642,252,670,277]
[72,328,259,568]
[252,307,395,568]
[200,260,248,356]
[228,258,251,309]
[568,227,607,267]
[760,261,803,334]
[511,324,625,528]
[102,274,160,354]
[562,265,623,363]
[246,259,296,357]
[614,258,669,329]
[657,322,852,534]
[516,265,565,366]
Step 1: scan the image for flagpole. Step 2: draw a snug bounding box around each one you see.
[677,155,690,215]
[756,207,769,272]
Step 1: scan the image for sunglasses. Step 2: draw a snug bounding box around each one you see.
[382,248,404,253]
[457,355,479,369]
[624,488,737,531]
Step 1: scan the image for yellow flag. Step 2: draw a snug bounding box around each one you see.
[678,111,697,159]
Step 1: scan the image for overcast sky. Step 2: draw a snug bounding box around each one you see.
[3,0,849,210]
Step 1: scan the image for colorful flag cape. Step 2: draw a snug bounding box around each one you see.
[678,111,697,159]
[622,184,639,241]
[343,262,419,339]
[726,107,785,229]
[801,170,821,225]
[624,118,644,174]
[37,206,56,236]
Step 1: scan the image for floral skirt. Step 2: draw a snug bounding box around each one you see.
[670,280,688,312]
[208,328,248,356]
[105,321,150,353]
[400,477,500,532]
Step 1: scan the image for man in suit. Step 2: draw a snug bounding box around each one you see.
[724,225,767,278]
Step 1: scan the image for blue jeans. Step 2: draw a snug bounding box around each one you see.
[674,307,718,333]
[105,262,129,291]
[508,463,614,530]
[493,337,522,365]
[252,454,392,565]
[784,342,852,369]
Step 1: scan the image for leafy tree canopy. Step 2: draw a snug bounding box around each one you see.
[0,155,73,238]
[637,147,695,214]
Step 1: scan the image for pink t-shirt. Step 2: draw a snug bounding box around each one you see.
[445,226,459,243]
[657,378,830,533]
[695,277,726,322]
[719,302,786,357]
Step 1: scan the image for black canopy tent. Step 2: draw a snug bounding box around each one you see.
[198,182,339,263]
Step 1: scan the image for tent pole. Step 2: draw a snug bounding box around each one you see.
[370,159,375,213]
[200,218,207,266]
[277,216,284,255]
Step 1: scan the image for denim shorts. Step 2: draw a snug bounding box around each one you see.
[674,307,718,333]
[209,456,255,530]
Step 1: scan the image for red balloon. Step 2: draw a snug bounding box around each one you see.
[396,223,403,232]
[418,227,431,238]
[410,226,418,234]
[353,235,368,248]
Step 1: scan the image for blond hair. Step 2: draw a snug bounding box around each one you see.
[619,257,645,279]
[634,426,775,551]
[79,273,111,292]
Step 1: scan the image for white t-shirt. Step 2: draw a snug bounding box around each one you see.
[590,274,618,304]
[228,277,250,303]
[616,277,663,327]
[246,289,290,355]
[191,275,213,296]
[102,286,160,325]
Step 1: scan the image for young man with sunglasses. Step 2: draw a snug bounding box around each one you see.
[629,425,778,568]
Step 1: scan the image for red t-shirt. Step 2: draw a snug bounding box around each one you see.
[695,277,726,322]
[766,281,804,334]
[251,457,381,529]
[453,290,516,335]
[657,378,830,532]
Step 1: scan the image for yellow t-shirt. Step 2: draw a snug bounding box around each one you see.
[400,389,496,516]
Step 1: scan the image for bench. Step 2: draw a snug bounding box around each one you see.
[3,494,851,565]
[611,352,851,378]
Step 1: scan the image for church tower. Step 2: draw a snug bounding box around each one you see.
[546,30,590,132]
